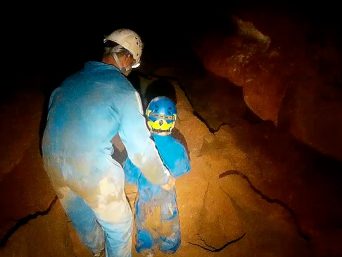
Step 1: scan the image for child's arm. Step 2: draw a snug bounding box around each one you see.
[153,134,191,178]
[171,144,191,178]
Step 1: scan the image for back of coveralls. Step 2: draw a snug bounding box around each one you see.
[42,61,170,257]
[124,134,190,253]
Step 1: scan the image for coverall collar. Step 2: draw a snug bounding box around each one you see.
[84,61,121,73]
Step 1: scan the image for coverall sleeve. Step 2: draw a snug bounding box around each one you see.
[122,158,141,185]
[152,135,191,179]
[118,91,171,185]
[171,146,191,178]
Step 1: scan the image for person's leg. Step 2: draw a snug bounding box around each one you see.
[77,160,133,257]
[44,155,133,257]
[158,189,181,253]
[134,196,155,253]
[43,157,105,255]
[58,187,105,255]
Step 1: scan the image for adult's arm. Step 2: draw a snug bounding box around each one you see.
[118,91,171,185]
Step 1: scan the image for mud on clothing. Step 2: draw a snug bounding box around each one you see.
[42,61,170,257]
[123,134,191,253]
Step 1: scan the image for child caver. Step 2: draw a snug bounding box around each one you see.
[123,96,191,256]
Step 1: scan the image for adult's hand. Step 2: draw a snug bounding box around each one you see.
[161,175,176,191]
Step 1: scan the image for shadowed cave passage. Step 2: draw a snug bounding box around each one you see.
[1,2,342,257]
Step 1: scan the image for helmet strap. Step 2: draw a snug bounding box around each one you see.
[112,53,131,76]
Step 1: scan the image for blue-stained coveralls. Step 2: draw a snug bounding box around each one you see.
[41,61,171,257]
[123,133,190,253]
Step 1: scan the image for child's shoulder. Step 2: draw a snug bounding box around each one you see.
[157,135,186,149]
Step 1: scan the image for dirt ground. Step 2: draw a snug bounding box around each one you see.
[1,6,342,256]
[0,72,341,257]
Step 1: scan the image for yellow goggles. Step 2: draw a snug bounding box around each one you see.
[147,119,175,133]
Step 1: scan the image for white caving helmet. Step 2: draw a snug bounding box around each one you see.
[104,28,143,68]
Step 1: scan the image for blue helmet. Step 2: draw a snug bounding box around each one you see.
[146,96,177,135]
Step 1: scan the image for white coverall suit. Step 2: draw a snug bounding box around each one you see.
[42,61,170,257]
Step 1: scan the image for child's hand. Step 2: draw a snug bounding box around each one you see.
[161,175,176,191]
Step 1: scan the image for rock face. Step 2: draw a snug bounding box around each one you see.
[1,74,342,257]
[195,11,342,161]
[1,9,342,256]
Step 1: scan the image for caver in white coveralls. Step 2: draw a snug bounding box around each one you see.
[42,61,170,257]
